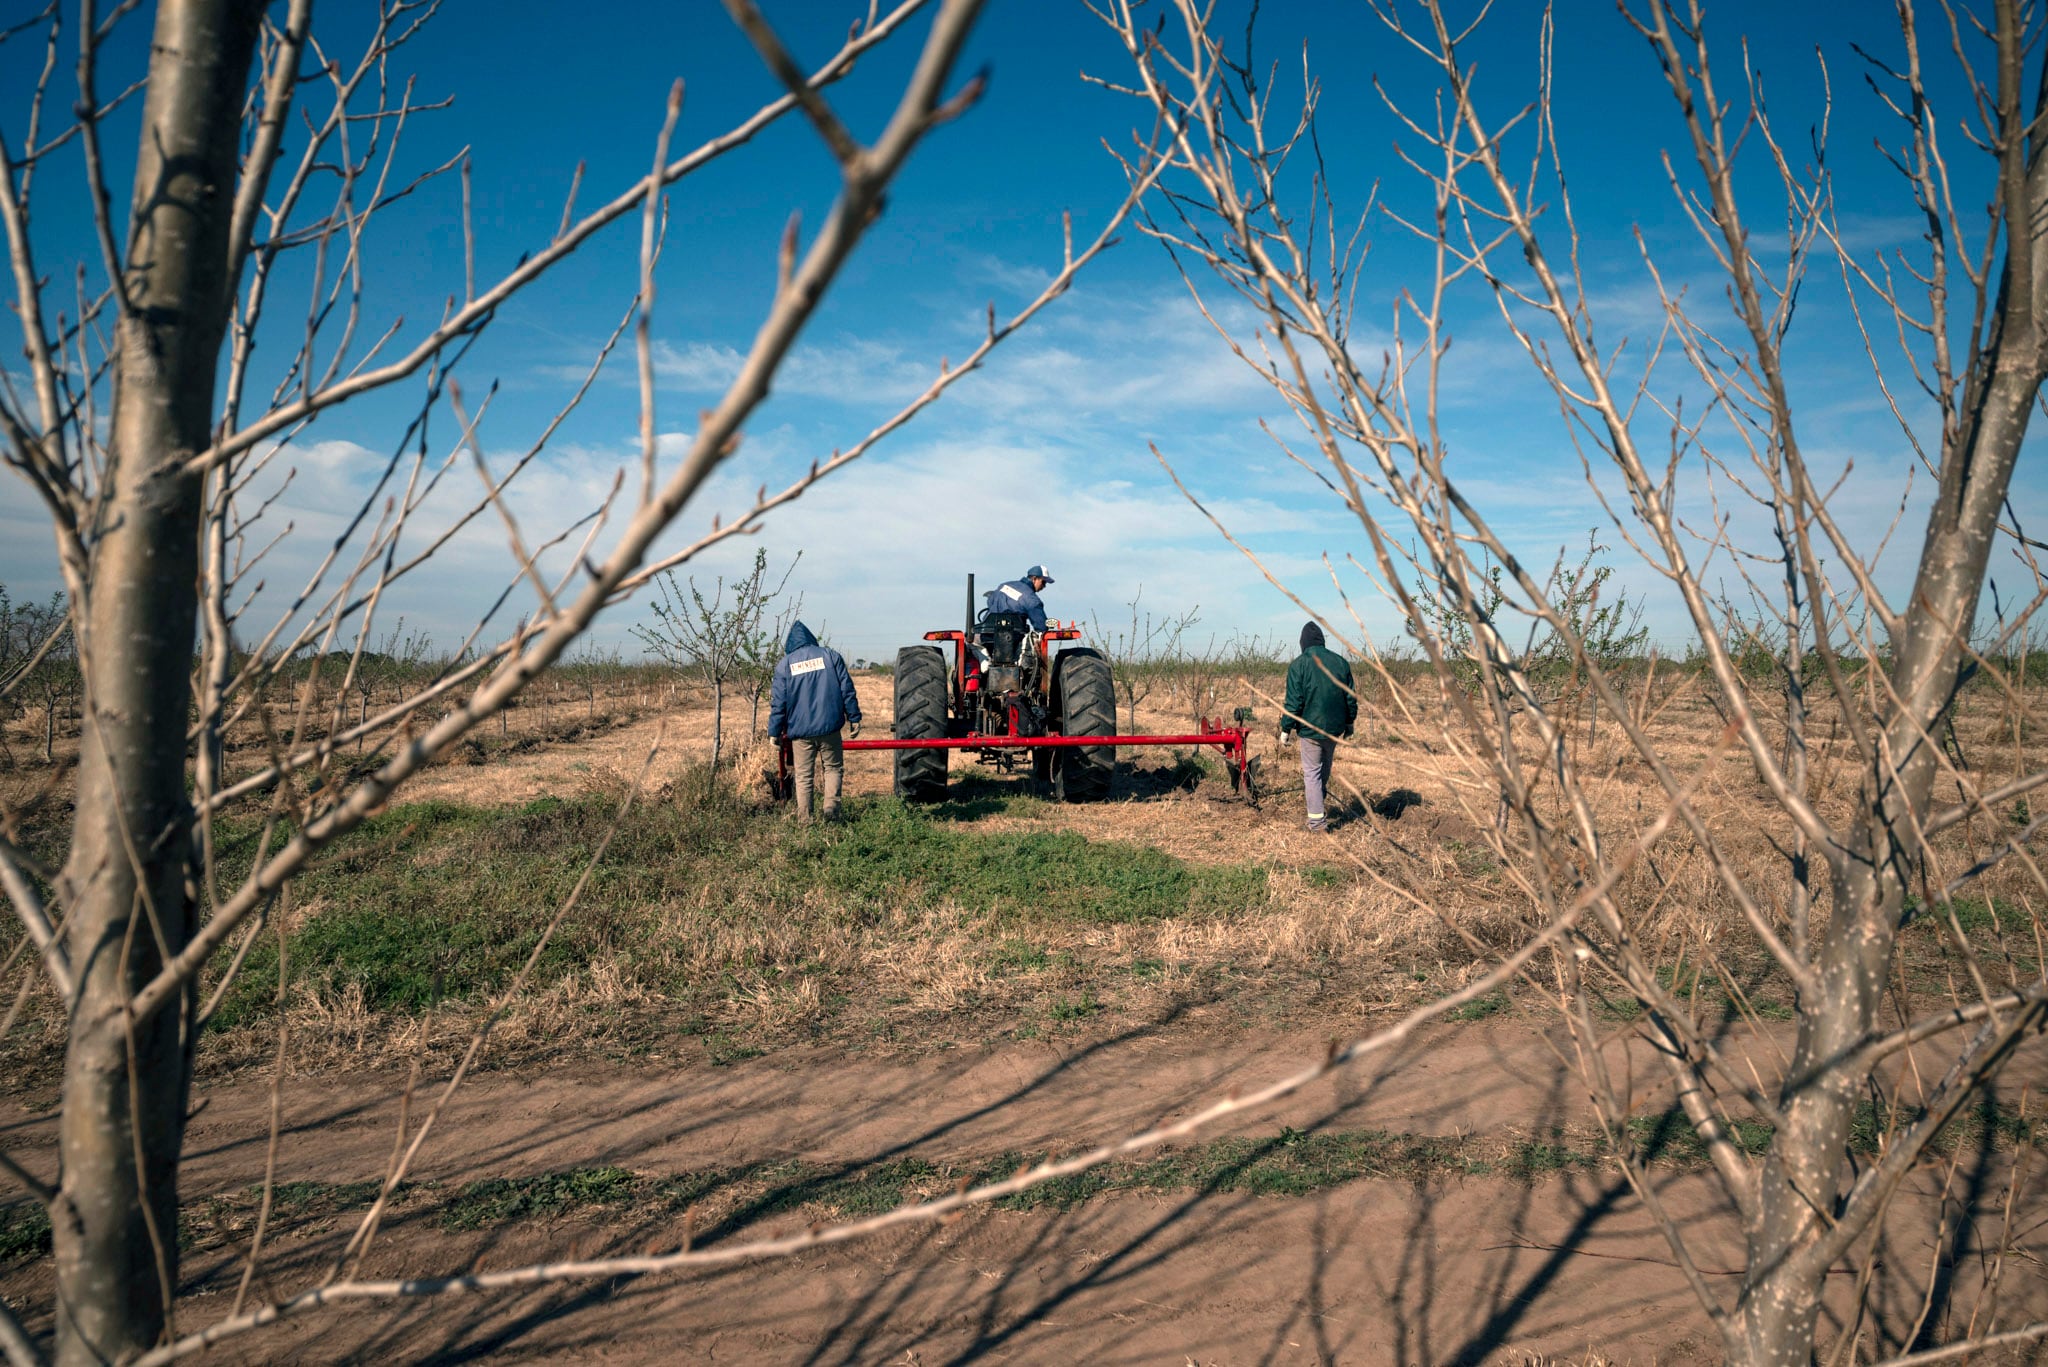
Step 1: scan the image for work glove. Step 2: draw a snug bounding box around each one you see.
[848,721,861,739]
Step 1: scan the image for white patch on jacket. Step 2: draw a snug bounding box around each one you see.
[790,656,826,675]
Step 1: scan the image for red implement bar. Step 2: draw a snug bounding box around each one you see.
[845,733,1229,750]
[777,719,1254,798]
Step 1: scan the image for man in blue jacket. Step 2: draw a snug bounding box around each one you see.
[984,564,1055,632]
[767,621,863,821]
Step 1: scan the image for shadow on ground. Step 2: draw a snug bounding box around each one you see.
[41,1038,2037,1365]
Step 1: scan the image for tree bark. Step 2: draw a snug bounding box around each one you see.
[1730,111,2048,1366]
[710,681,724,775]
[52,3,263,1362]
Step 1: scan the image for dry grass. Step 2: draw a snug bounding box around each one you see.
[5,662,2044,1086]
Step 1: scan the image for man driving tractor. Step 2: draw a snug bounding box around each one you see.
[984,565,1054,632]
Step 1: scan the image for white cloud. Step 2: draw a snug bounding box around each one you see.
[959,252,1057,296]
[640,434,1349,662]
[648,337,935,406]
[648,340,742,392]
[7,264,1992,677]
[569,290,1287,427]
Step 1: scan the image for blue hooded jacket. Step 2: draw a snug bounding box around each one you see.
[766,622,862,739]
[984,578,1048,632]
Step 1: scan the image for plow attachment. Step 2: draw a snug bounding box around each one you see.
[774,719,1256,802]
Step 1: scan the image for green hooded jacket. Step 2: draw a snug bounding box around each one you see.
[1283,643,1357,743]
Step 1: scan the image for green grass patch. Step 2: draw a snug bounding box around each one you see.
[206,794,703,1028]
[1500,1141,1593,1180]
[1444,840,1499,877]
[705,1034,765,1067]
[987,1165,1117,1210]
[1449,991,1509,1021]
[38,1099,2048,1263]
[987,1126,1587,1205]
[1163,1127,1478,1192]
[649,1170,730,1209]
[811,803,1266,924]
[1628,1110,1775,1163]
[987,939,1051,975]
[1847,1095,2041,1156]
[1592,992,1644,1022]
[1905,895,2019,936]
[936,774,1049,820]
[1592,964,1794,1024]
[198,791,1270,1032]
[0,1203,52,1261]
[261,1178,386,1215]
[1047,992,1100,1023]
[755,1157,946,1219]
[442,1166,640,1231]
[1625,1096,2048,1168]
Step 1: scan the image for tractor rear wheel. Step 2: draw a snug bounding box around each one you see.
[1051,648,1114,802]
[893,646,949,803]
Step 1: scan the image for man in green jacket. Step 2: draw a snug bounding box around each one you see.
[1281,622,1356,832]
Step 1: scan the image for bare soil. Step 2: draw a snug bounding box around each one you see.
[6,1021,2044,1363]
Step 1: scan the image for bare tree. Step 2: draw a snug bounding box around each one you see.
[1416,534,1649,741]
[740,567,808,742]
[0,588,48,701]
[0,590,74,766]
[632,547,799,776]
[1091,584,1200,732]
[345,620,434,747]
[0,0,1169,1360]
[560,642,623,722]
[1095,0,2048,1362]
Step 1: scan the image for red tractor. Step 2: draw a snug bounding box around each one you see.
[890,575,1118,802]
[776,576,1255,803]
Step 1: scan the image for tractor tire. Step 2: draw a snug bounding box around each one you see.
[893,646,949,803]
[1051,648,1115,802]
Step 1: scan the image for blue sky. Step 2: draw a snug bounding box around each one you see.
[2,0,2039,665]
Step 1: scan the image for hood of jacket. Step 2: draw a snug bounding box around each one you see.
[1300,621,1325,649]
[784,621,818,653]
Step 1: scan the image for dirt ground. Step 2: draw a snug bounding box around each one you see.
[391,673,1450,859]
[8,1019,2043,1363]
[6,672,2048,1363]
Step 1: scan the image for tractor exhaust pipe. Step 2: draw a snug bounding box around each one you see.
[965,573,975,635]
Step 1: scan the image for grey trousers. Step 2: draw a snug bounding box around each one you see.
[791,731,844,819]
[1298,736,1336,821]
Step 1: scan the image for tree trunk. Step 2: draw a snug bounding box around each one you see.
[51,4,262,1362]
[710,681,724,775]
[1728,145,2048,1363]
[42,700,54,765]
